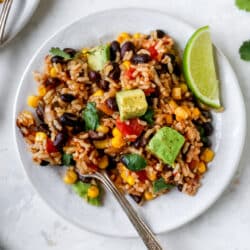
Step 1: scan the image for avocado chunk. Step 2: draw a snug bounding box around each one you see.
[87,45,110,71]
[116,89,148,121]
[147,127,185,166]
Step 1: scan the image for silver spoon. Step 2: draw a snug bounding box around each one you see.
[79,170,163,250]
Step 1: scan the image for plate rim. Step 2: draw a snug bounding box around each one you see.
[12,7,247,237]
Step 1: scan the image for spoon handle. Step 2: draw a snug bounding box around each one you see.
[95,171,163,250]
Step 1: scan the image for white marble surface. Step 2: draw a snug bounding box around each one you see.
[0,0,250,249]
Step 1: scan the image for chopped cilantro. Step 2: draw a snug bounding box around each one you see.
[235,0,250,11]
[50,47,72,59]
[239,40,250,61]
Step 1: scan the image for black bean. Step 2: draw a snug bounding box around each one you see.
[133,136,147,149]
[121,41,135,58]
[45,77,60,87]
[88,71,101,83]
[79,176,92,183]
[88,130,105,140]
[72,121,85,134]
[177,184,183,192]
[110,41,120,61]
[202,136,212,147]
[108,63,121,81]
[36,102,44,121]
[131,54,151,64]
[37,123,50,136]
[163,165,173,172]
[156,29,165,38]
[98,79,109,91]
[40,160,50,166]
[63,48,76,57]
[164,53,176,63]
[60,93,75,103]
[129,194,142,204]
[203,122,213,136]
[156,63,169,75]
[53,132,68,150]
[51,55,65,64]
[106,157,117,170]
[202,110,212,119]
[173,63,181,76]
[60,113,79,127]
[105,97,118,111]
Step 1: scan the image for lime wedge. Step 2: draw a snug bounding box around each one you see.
[183,26,221,108]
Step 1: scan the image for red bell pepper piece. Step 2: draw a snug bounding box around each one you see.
[46,139,58,153]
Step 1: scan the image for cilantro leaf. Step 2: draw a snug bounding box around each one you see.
[235,0,250,11]
[153,178,175,193]
[121,154,147,171]
[82,102,99,131]
[50,47,72,59]
[239,40,250,61]
[62,153,74,166]
[141,108,154,125]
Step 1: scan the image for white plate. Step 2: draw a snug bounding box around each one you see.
[0,0,40,47]
[13,8,246,237]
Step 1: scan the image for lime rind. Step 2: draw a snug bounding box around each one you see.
[183,26,221,109]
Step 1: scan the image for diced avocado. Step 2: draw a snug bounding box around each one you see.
[116,89,148,121]
[87,44,110,71]
[147,127,185,166]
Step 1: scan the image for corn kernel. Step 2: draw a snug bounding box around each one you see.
[112,127,122,137]
[27,95,40,108]
[111,136,125,148]
[172,87,182,100]
[93,139,110,149]
[201,148,215,163]
[92,89,104,97]
[50,67,57,77]
[121,171,128,181]
[144,191,153,201]
[87,185,99,198]
[169,100,178,111]
[98,155,109,169]
[126,176,135,186]
[165,114,173,124]
[117,32,131,43]
[182,105,191,117]
[96,125,109,134]
[63,169,78,184]
[198,161,207,174]
[35,132,47,142]
[147,172,157,181]
[192,108,201,119]
[175,107,189,121]
[122,60,131,70]
[133,33,142,39]
[180,83,188,93]
[38,85,47,97]
[81,48,88,55]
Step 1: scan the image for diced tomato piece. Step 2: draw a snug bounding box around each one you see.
[148,46,158,60]
[125,67,136,80]
[144,87,156,96]
[136,170,148,182]
[46,139,58,153]
[89,164,98,172]
[116,118,144,137]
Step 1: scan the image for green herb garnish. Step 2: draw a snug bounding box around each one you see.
[141,108,154,125]
[153,178,175,193]
[82,102,99,131]
[62,153,74,166]
[235,0,250,11]
[239,40,250,61]
[50,47,72,59]
[121,153,147,171]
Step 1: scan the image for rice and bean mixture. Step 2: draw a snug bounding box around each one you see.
[16,30,215,205]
